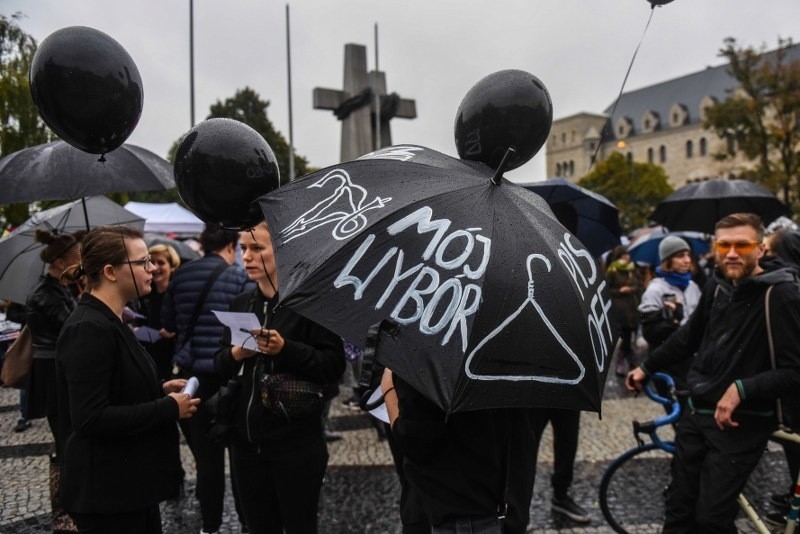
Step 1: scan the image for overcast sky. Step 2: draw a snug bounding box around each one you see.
[4,0,800,182]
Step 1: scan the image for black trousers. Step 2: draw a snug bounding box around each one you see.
[71,506,161,534]
[663,411,772,534]
[529,408,580,498]
[178,373,242,532]
[231,438,329,534]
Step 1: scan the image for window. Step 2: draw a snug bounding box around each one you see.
[571,130,576,143]
[673,113,679,124]
[644,119,651,130]
[726,135,736,155]
[647,147,654,163]
[659,145,667,163]
[589,142,596,151]
[686,140,693,158]
[562,133,566,144]
[556,163,562,176]
[569,160,575,176]
[699,137,707,156]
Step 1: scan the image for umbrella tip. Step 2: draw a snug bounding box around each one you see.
[97,154,106,163]
[491,147,516,185]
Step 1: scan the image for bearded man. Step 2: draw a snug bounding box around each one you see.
[627,212,800,533]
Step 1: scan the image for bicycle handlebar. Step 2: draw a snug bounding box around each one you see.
[632,372,680,453]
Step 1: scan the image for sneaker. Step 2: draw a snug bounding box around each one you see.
[13,419,31,432]
[551,495,591,523]
[764,511,787,527]
[770,492,792,512]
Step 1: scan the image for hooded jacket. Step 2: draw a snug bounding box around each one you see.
[643,257,800,416]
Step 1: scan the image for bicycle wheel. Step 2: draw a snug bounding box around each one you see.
[599,443,673,533]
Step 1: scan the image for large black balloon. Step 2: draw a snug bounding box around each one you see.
[454,69,553,171]
[174,118,280,229]
[29,26,143,155]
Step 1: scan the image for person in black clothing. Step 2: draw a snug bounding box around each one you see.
[380,369,538,534]
[215,221,345,533]
[136,243,181,381]
[627,213,800,533]
[25,229,84,532]
[56,226,199,533]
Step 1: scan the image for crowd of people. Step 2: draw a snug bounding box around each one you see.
[1,211,799,533]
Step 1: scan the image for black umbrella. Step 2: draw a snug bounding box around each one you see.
[0,196,145,305]
[258,145,614,414]
[0,140,174,204]
[649,179,791,234]
[518,178,621,257]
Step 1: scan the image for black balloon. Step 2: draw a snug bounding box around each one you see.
[174,118,281,229]
[29,26,143,155]
[454,69,553,172]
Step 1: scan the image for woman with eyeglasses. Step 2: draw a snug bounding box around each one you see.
[56,226,200,533]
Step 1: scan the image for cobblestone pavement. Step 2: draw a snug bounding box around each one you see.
[0,364,790,533]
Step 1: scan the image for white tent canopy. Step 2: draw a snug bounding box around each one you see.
[124,202,204,234]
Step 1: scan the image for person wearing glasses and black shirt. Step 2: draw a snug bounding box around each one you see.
[56,226,200,533]
[627,213,800,533]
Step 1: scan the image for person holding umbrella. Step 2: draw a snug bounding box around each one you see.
[56,226,199,533]
[24,228,83,532]
[214,220,345,534]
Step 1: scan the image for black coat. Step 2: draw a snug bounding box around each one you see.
[56,293,181,514]
[644,262,800,415]
[215,288,346,451]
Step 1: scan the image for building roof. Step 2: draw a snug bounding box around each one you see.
[603,43,800,140]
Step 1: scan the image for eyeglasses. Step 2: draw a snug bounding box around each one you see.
[125,256,154,269]
[714,241,760,255]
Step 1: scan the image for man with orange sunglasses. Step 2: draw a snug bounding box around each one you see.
[626,212,800,533]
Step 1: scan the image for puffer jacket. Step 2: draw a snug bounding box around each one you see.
[26,274,76,352]
[161,254,253,374]
[643,258,800,415]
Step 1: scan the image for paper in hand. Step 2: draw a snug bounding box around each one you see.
[133,325,161,343]
[211,310,264,352]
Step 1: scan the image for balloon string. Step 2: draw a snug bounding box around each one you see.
[587,6,656,174]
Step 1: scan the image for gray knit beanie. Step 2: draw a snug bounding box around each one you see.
[658,235,690,263]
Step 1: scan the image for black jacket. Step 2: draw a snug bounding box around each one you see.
[643,260,800,415]
[26,274,76,351]
[56,293,181,514]
[215,288,345,452]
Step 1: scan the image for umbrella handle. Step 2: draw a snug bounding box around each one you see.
[491,147,516,185]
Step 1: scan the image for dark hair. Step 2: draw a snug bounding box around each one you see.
[62,226,143,288]
[715,213,765,242]
[199,224,239,254]
[607,244,629,265]
[35,229,85,263]
[772,229,800,268]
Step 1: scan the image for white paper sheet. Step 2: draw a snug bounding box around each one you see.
[211,310,264,352]
[367,386,390,424]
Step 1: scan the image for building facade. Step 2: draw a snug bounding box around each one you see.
[547,45,800,187]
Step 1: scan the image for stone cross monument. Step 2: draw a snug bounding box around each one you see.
[313,43,417,162]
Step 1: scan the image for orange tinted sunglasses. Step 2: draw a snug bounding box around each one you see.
[714,240,760,255]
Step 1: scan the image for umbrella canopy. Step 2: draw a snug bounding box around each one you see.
[0,141,174,204]
[258,145,614,414]
[627,226,710,266]
[518,178,621,257]
[649,179,791,234]
[0,196,145,305]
